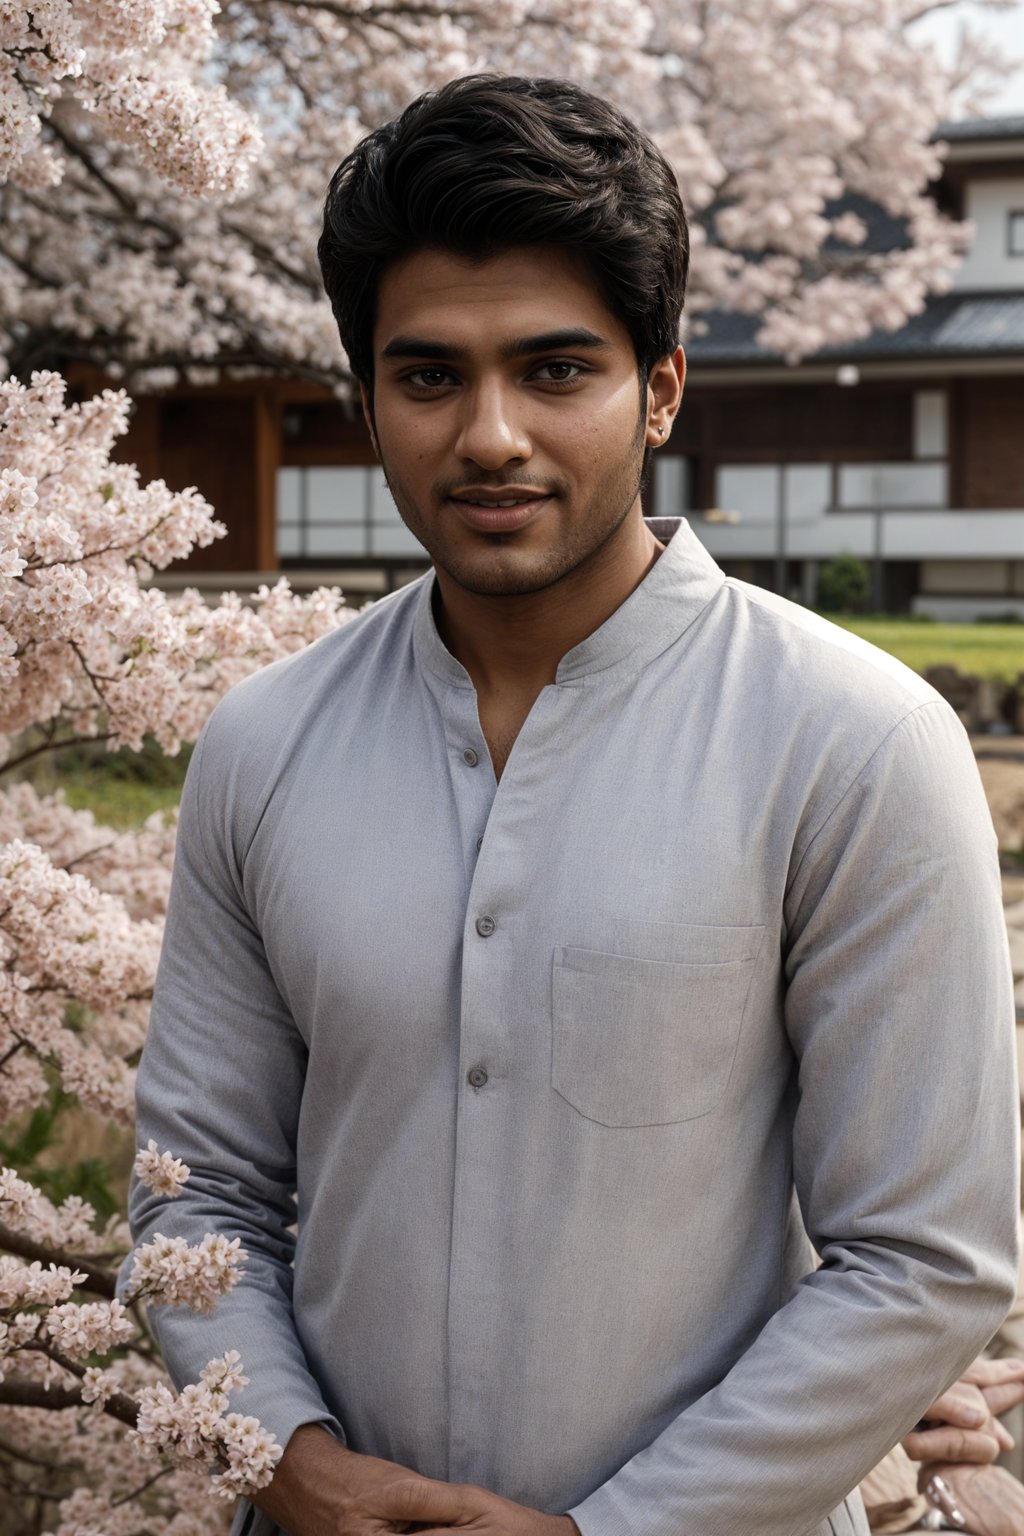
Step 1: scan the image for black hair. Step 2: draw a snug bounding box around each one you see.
[317,72,689,408]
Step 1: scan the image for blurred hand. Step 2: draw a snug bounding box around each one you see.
[961,1357,1024,1420]
[903,1357,1024,1467]
[902,1378,1008,1466]
[919,1463,1024,1536]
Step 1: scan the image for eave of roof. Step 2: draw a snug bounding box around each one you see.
[932,115,1024,142]
[683,290,1024,368]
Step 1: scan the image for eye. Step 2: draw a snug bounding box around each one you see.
[404,367,456,391]
[533,360,588,387]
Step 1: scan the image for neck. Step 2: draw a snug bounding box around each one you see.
[433,509,665,697]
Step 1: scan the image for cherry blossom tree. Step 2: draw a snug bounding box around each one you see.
[1,1147,283,1533]
[0,369,356,1531]
[1,0,1019,390]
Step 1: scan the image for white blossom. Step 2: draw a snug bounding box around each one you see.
[134,1139,191,1199]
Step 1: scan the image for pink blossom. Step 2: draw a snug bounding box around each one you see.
[125,1231,247,1312]
[134,1139,191,1199]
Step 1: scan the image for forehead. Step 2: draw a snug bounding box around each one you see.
[373,245,633,358]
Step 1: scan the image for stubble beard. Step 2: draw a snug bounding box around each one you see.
[377,416,649,599]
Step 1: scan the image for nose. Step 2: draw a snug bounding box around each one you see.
[453,380,533,469]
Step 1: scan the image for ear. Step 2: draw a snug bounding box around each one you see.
[646,346,686,446]
[358,380,381,461]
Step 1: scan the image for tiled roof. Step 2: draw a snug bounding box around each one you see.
[684,290,1024,366]
[932,116,1024,142]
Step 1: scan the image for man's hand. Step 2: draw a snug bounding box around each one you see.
[902,1380,1008,1466]
[960,1357,1024,1420]
[251,1424,581,1536]
[901,1357,1024,1468]
[251,1425,465,1536]
[407,1481,580,1536]
[918,1464,1024,1536]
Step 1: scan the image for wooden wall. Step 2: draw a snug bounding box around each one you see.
[114,389,285,573]
[676,382,916,511]
[955,379,1024,509]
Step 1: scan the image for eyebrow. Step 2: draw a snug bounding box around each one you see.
[379,327,613,363]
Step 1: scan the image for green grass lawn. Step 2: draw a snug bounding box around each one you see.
[11,737,191,830]
[56,774,185,827]
[825,618,1024,686]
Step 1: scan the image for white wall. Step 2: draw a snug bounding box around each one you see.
[952,177,1024,291]
[694,508,1024,562]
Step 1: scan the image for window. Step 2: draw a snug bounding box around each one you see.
[1009,211,1024,257]
[714,464,831,526]
[277,467,427,560]
[652,454,691,516]
[912,391,947,459]
[837,462,947,509]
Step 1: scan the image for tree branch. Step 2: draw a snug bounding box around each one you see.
[41,117,138,219]
[1,733,115,777]
[0,1217,117,1297]
[0,1374,138,1428]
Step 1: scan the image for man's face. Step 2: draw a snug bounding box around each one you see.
[362,245,662,598]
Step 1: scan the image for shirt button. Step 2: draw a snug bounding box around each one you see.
[475,835,483,851]
[463,748,479,766]
[475,915,496,937]
[467,1066,488,1088]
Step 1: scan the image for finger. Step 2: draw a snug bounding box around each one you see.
[962,1357,1024,1388]
[378,1479,472,1525]
[991,1416,1015,1453]
[902,1426,1001,1465]
[983,1378,1024,1417]
[921,1383,989,1428]
[399,1528,461,1535]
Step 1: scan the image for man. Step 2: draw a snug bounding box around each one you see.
[124,74,1020,1536]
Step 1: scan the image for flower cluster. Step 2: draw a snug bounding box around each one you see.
[131,1351,282,1499]
[0,369,355,1137]
[0,368,354,1526]
[134,1138,190,1199]
[1,1159,280,1528]
[1,0,262,197]
[0,371,356,762]
[126,1231,246,1314]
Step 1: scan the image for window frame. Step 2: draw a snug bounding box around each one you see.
[1007,209,1024,257]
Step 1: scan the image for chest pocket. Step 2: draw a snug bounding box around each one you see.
[551,925,764,1127]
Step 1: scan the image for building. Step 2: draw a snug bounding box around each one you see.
[109,116,1024,614]
[679,116,1024,618]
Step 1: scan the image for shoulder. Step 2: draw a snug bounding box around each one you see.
[720,577,938,714]
[201,576,425,761]
[714,576,951,749]
[704,578,982,847]
[189,576,426,850]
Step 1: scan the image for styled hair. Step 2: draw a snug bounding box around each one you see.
[317,73,689,397]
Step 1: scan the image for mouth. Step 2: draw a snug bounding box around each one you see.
[447,494,553,533]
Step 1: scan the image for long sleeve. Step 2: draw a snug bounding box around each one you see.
[117,717,344,1454]
[567,700,1020,1536]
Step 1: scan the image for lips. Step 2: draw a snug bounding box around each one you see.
[447,495,552,533]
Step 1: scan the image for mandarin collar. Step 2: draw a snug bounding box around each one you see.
[412,518,725,690]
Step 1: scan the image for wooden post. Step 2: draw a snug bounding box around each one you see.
[254,391,281,573]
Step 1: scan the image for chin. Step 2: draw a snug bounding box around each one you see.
[443,549,580,598]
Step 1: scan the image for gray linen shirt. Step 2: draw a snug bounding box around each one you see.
[124,519,1020,1536]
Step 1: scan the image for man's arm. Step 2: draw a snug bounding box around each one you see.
[119,715,343,1453]
[559,700,1020,1536]
[121,710,568,1536]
